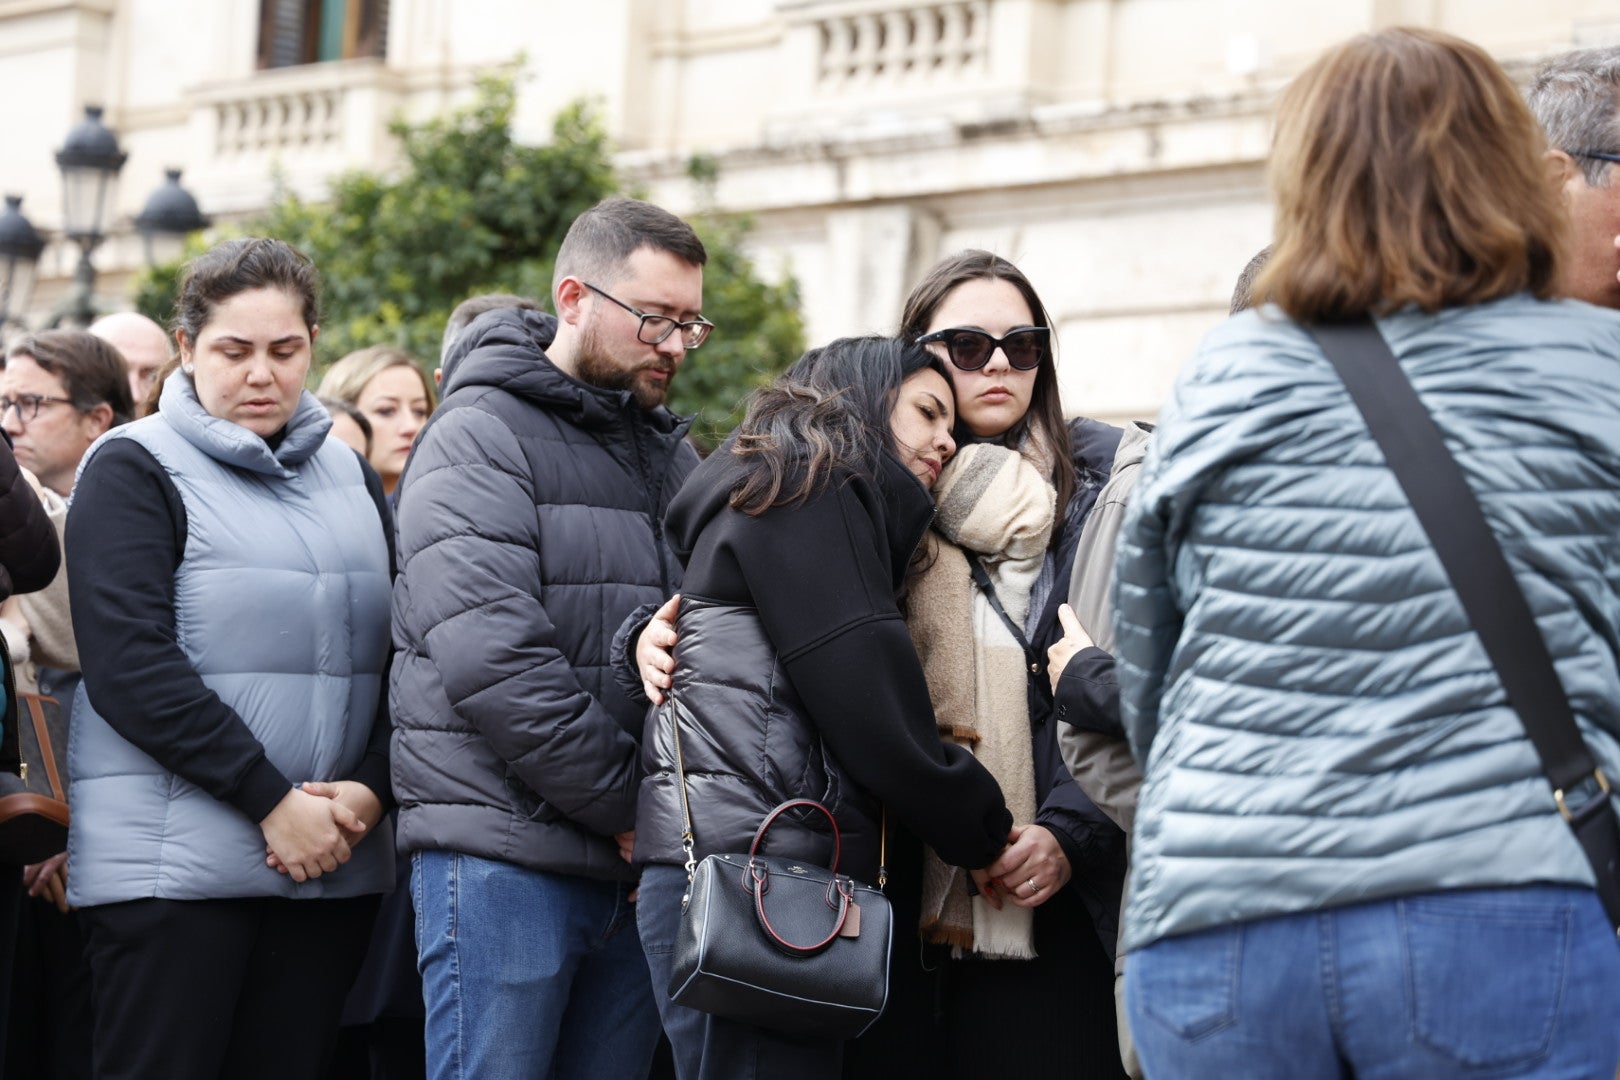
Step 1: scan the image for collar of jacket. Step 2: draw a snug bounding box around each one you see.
[445,307,692,439]
[154,365,331,479]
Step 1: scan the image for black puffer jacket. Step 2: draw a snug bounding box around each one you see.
[636,443,1012,885]
[390,309,699,880]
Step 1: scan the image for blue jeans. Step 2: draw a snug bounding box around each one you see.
[411,850,659,1080]
[1125,884,1620,1079]
[637,864,843,1080]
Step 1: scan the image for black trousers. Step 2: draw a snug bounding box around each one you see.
[80,894,378,1080]
[0,866,19,1080]
[6,897,92,1080]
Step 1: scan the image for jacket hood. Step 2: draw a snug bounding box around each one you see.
[666,438,935,590]
[442,307,688,436]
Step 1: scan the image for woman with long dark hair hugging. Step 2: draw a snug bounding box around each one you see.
[631,336,1015,1079]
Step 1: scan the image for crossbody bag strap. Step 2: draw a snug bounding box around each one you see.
[963,551,1040,676]
[1307,318,1620,935]
[667,691,699,900]
[25,695,65,799]
[668,678,891,896]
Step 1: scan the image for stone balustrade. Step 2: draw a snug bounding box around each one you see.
[813,1,990,92]
[212,86,344,158]
[185,58,405,212]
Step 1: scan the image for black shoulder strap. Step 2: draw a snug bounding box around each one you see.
[963,552,1033,652]
[1306,318,1620,935]
[962,550,1046,703]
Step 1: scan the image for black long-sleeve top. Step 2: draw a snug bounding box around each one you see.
[66,437,395,824]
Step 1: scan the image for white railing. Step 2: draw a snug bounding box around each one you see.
[812,2,990,93]
[213,87,344,157]
[185,59,404,211]
[192,59,400,164]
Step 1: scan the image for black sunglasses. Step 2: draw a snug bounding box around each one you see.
[915,326,1049,372]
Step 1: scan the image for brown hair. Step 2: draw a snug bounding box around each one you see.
[899,250,1076,527]
[140,355,183,417]
[552,197,708,296]
[4,329,135,426]
[174,237,321,345]
[1255,27,1564,322]
[731,337,946,515]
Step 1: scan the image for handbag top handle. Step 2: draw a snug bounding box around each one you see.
[665,677,887,896]
[1305,317,1620,936]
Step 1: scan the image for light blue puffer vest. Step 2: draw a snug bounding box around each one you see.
[67,374,393,905]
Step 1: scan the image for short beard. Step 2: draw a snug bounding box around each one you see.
[572,323,675,410]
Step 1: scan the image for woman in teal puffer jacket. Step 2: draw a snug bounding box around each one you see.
[1113,27,1620,1079]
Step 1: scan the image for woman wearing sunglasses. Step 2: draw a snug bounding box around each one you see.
[840,252,1128,1078]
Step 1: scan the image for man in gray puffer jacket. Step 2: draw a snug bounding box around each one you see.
[391,198,706,1079]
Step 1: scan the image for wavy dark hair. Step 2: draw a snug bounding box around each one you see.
[899,250,1076,530]
[730,336,947,515]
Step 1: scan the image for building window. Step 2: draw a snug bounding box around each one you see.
[258,0,388,69]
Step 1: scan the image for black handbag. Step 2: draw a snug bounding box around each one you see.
[0,646,70,865]
[666,700,893,1039]
[1307,318,1620,935]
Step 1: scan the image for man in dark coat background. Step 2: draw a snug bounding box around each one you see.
[390,197,707,1079]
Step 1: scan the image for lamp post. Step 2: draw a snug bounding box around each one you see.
[0,195,46,340]
[135,168,210,268]
[53,104,128,327]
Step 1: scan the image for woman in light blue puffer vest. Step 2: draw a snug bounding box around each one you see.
[65,238,395,1080]
[1113,28,1620,1079]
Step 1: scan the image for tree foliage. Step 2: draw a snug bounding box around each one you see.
[133,72,803,448]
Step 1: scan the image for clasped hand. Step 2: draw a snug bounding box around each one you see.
[969,823,1072,910]
[261,781,384,882]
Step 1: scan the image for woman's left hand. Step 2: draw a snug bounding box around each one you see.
[266,781,385,874]
[1046,603,1094,695]
[986,824,1071,909]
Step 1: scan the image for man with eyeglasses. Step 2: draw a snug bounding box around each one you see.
[1529,47,1620,309]
[0,330,132,1079]
[391,197,706,1079]
[1,331,133,499]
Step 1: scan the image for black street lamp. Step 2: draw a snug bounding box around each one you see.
[135,168,210,268]
[54,104,128,327]
[0,195,46,337]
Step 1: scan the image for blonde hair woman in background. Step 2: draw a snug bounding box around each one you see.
[318,345,435,496]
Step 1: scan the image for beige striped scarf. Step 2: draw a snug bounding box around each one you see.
[906,439,1056,959]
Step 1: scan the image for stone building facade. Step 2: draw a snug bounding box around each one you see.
[2,0,1615,420]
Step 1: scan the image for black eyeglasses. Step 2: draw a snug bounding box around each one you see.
[915,326,1050,372]
[1568,149,1620,167]
[583,282,714,350]
[0,393,76,424]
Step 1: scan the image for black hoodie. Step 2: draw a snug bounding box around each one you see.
[634,440,1013,878]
